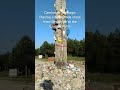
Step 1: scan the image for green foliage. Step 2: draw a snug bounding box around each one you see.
[37,38,85,57]
[0,53,9,71]
[86,28,120,73]
[35,48,40,56]
[9,36,34,74]
[39,41,55,57]
[67,38,85,56]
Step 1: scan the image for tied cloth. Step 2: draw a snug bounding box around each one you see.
[56,43,67,47]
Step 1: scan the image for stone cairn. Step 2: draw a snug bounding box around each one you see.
[35,61,85,90]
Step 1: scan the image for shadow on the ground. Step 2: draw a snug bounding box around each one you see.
[40,80,54,90]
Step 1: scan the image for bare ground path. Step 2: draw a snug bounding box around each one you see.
[0,79,34,90]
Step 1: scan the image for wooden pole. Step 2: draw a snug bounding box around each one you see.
[52,0,67,68]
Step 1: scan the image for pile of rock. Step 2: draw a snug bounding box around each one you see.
[35,61,85,90]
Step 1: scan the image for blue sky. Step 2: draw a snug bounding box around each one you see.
[0,0,34,54]
[35,0,85,49]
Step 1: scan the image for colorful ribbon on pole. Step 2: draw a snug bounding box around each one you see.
[56,43,67,47]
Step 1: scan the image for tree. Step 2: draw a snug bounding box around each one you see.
[9,35,34,75]
[67,38,75,56]
[0,52,9,71]
[67,38,85,57]
[38,39,85,57]
[79,39,85,56]
[86,28,120,73]
[39,41,54,57]
[35,48,40,56]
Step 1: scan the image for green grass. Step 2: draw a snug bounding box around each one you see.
[35,55,85,64]
[35,56,85,62]
[0,71,33,83]
[86,72,120,83]
[9,76,33,83]
[67,56,85,61]
[0,71,8,78]
[35,56,48,61]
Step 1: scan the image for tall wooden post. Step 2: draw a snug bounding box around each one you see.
[52,0,67,68]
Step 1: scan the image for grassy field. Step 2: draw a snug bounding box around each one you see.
[0,71,8,78]
[8,76,33,83]
[86,72,120,83]
[35,56,48,62]
[35,56,85,61]
[0,71,33,83]
[67,56,85,61]
[35,56,85,67]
